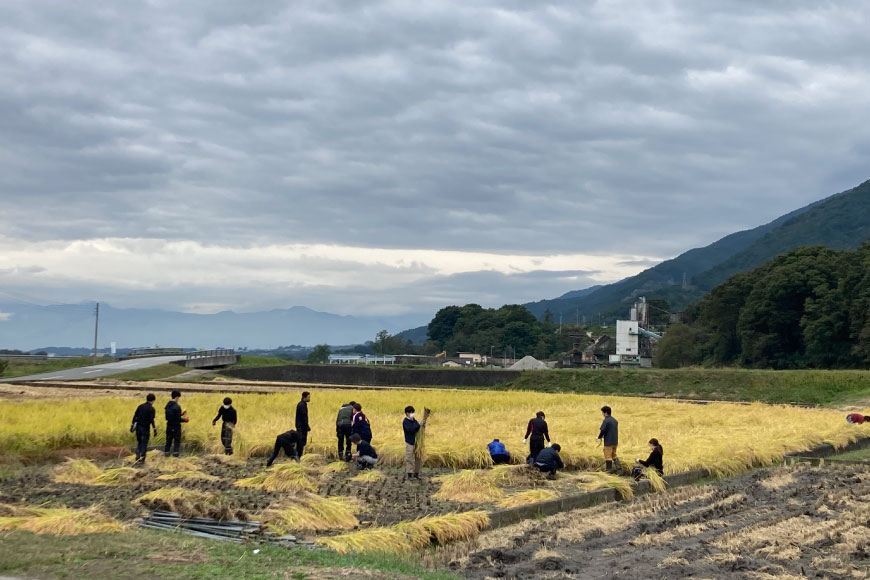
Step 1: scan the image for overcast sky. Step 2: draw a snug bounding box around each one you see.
[1,1,869,319]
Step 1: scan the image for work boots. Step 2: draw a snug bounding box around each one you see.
[605,460,613,473]
[613,458,622,474]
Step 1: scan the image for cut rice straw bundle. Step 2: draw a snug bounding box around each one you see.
[300,454,326,466]
[262,493,360,533]
[235,462,317,493]
[135,487,216,518]
[488,464,541,487]
[416,511,490,544]
[433,470,504,503]
[156,470,219,483]
[348,469,385,483]
[151,456,200,472]
[317,527,411,555]
[53,458,102,485]
[573,472,634,500]
[203,453,246,466]
[93,467,140,486]
[414,408,431,461]
[323,461,350,473]
[644,468,668,493]
[0,504,123,535]
[496,489,560,509]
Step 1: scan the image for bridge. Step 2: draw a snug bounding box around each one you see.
[176,349,240,369]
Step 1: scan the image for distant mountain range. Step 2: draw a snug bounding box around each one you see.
[525,178,870,322]
[0,303,430,351]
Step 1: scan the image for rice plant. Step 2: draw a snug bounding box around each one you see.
[0,504,122,535]
[235,462,318,493]
[93,467,140,486]
[573,472,635,500]
[433,470,505,503]
[155,470,219,483]
[643,468,668,493]
[496,489,560,508]
[323,461,349,473]
[348,469,386,483]
[316,527,411,555]
[53,458,103,485]
[488,464,541,487]
[262,493,360,533]
[135,487,216,517]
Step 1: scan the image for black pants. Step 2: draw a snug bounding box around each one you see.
[220,423,234,455]
[529,436,545,461]
[296,430,308,456]
[267,435,300,465]
[164,424,181,456]
[337,424,352,460]
[491,454,511,465]
[534,462,558,476]
[135,428,150,460]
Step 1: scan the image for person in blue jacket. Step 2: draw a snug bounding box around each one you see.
[487,438,511,465]
[351,403,372,443]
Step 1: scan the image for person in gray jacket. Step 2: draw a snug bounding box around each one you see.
[597,405,620,473]
[336,400,356,462]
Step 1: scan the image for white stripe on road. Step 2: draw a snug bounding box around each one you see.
[82,369,106,374]
[43,375,65,379]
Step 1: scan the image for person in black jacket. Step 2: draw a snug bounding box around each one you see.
[597,405,620,473]
[212,397,237,455]
[523,411,550,463]
[533,443,564,479]
[336,400,356,462]
[164,390,185,457]
[295,391,311,456]
[131,393,157,463]
[632,438,664,480]
[266,430,303,466]
[350,434,378,469]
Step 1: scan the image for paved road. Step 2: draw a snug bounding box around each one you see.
[0,355,188,382]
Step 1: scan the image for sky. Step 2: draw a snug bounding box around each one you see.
[1,1,869,320]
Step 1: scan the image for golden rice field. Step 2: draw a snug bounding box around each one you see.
[0,389,860,477]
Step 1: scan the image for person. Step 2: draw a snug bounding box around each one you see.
[598,405,620,473]
[164,390,186,457]
[295,392,311,456]
[533,443,564,479]
[487,438,511,465]
[351,403,372,443]
[846,413,867,424]
[336,400,356,461]
[350,433,378,470]
[523,411,550,463]
[212,397,237,455]
[402,405,426,479]
[266,429,304,466]
[131,393,157,463]
[632,438,664,480]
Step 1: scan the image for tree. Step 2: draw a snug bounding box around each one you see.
[654,324,704,368]
[307,344,331,364]
[0,359,8,377]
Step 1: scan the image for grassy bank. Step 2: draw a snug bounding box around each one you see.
[0,530,458,580]
[110,363,190,381]
[0,356,113,379]
[502,367,870,406]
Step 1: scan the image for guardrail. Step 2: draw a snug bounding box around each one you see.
[186,349,236,360]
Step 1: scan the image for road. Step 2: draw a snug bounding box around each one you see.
[0,355,188,382]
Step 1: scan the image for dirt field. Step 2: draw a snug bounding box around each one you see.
[444,462,870,579]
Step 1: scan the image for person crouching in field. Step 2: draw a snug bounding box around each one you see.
[131,393,157,463]
[533,443,564,479]
[164,390,186,457]
[487,438,511,465]
[403,405,426,479]
[632,438,664,480]
[523,411,550,463]
[350,434,378,470]
[212,397,237,455]
[266,430,303,466]
[598,405,620,473]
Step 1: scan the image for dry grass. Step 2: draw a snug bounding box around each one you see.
[235,462,317,493]
[348,469,386,483]
[488,464,541,487]
[262,493,360,533]
[572,472,635,500]
[316,527,411,555]
[53,458,103,484]
[135,487,216,518]
[0,503,122,535]
[155,470,219,483]
[433,470,505,503]
[644,467,668,493]
[496,489,559,509]
[93,467,140,486]
[299,454,326,467]
[323,461,350,473]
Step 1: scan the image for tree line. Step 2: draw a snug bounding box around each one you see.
[656,244,870,369]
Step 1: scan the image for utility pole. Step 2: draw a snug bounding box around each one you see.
[92,302,100,363]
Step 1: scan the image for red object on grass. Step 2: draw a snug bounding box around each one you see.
[846,413,866,424]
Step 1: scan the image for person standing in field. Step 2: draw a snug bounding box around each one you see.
[212,397,237,455]
[351,402,372,443]
[164,390,186,457]
[350,433,378,470]
[598,405,620,473]
[523,411,550,463]
[266,429,303,466]
[403,405,426,479]
[295,391,311,456]
[131,393,157,463]
[336,400,356,462]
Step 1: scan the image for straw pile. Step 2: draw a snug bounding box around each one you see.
[572,472,634,500]
[0,503,123,535]
[433,470,504,503]
[496,489,560,509]
[261,493,360,533]
[348,469,386,483]
[156,470,220,483]
[235,462,318,493]
[53,458,103,485]
[135,487,217,518]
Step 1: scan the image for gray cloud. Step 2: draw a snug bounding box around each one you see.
[1,1,869,314]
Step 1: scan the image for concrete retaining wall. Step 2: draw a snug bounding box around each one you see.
[220,364,520,387]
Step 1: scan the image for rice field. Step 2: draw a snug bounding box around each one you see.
[0,389,859,477]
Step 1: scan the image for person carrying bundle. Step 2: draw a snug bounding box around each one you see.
[523,411,550,463]
[266,430,303,466]
[597,405,620,473]
[212,397,237,455]
[632,438,664,480]
[131,393,157,463]
[402,405,427,479]
[533,443,564,479]
[350,434,378,470]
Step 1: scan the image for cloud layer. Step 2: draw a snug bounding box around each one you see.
[1,1,869,316]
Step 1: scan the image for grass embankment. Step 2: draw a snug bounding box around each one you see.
[229,355,295,369]
[110,364,190,381]
[1,356,112,379]
[0,530,458,580]
[503,367,870,406]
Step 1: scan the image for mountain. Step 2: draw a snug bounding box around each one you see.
[556,285,603,300]
[524,179,870,321]
[0,302,430,351]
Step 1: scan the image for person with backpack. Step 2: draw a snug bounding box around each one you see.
[523,411,550,462]
[598,405,620,473]
[212,397,237,455]
[131,393,157,463]
[336,400,356,461]
[164,390,187,457]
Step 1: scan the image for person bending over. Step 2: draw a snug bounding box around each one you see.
[487,438,511,465]
[266,430,303,466]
